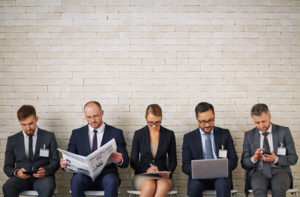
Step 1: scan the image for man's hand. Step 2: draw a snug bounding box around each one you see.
[262,152,276,163]
[16,168,31,179]
[33,167,46,178]
[60,158,68,168]
[252,147,264,162]
[111,152,123,164]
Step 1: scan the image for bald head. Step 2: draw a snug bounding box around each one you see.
[84,101,104,129]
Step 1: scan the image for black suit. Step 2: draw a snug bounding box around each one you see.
[3,128,60,197]
[182,127,238,197]
[130,126,177,177]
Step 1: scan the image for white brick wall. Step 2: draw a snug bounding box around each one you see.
[1,0,300,196]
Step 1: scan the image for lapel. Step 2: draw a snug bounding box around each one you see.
[82,125,92,154]
[144,126,153,159]
[213,127,220,156]
[272,124,279,154]
[155,127,164,159]
[17,131,27,159]
[253,128,261,151]
[101,123,110,146]
[35,128,43,159]
[194,129,204,158]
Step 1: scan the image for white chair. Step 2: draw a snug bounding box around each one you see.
[127,190,177,196]
[203,189,238,196]
[19,190,57,196]
[70,190,104,196]
[248,189,299,197]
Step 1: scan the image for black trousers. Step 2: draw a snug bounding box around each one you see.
[3,176,56,197]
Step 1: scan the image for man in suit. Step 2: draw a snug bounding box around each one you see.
[3,105,60,197]
[182,102,238,197]
[241,103,298,197]
[60,101,129,197]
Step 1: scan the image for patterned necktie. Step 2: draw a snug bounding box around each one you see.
[262,132,272,179]
[29,135,33,160]
[92,130,98,152]
[204,132,214,159]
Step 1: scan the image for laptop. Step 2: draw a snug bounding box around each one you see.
[191,158,228,179]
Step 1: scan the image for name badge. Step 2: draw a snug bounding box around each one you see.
[40,144,49,157]
[219,145,227,158]
[277,147,286,156]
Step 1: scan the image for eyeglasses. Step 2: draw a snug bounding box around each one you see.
[85,114,101,121]
[198,118,214,125]
[147,121,161,126]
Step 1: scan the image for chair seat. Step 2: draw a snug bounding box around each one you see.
[19,190,57,196]
[203,189,238,195]
[248,189,298,195]
[127,190,178,195]
[70,190,105,196]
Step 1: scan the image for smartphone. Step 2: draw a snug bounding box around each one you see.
[23,170,38,175]
[263,152,271,155]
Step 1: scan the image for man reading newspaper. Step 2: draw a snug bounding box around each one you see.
[60,101,129,197]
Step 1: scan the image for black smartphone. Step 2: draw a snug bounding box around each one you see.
[263,152,271,155]
[23,170,38,175]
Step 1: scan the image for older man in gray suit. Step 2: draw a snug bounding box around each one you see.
[241,103,298,197]
[3,105,60,197]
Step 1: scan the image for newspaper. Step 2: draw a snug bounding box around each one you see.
[58,138,117,181]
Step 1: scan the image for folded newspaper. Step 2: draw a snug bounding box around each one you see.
[58,138,117,181]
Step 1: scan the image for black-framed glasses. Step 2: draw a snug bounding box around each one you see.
[198,118,214,125]
[147,121,161,126]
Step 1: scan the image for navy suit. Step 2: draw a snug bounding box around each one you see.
[130,125,177,176]
[182,127,238,197]
[68,123,129,197]
[3,128,60,197]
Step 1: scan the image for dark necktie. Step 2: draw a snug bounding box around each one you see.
[204,132,214,159]
[92,130,98,152]
[262,132,272,179]
[29,135,33,160]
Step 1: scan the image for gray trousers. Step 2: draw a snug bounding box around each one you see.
[3,176,55,197]
[251,168,290,197]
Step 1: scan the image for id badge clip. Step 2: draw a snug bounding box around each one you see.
[277,143,286,156]
[219,145,227,158]
[39,144,49,157]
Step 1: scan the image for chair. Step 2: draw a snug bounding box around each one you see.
[203,189,238,196]
[70,190,104,196]
[127,190,178,196]
[248,189,299,197]
[19,190,57,196]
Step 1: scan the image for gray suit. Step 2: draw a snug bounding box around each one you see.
[3,128,60,197]
[241,123,298,196]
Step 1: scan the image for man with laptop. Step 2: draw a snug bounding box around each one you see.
[182,102,238,197]
[241,103,298,197]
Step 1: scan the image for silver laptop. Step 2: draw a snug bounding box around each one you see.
[191,158,228,179]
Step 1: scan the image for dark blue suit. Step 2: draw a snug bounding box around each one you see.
[68,123,129,197]
[182,127,238,197]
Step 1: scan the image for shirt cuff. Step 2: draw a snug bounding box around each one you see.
[274,156,279,164]
[118,158,124,166]
[251,157,258,164]
[14,169,18,176]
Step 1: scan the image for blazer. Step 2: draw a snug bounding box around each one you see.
[67,123,129,176]
[3,128,60,177]
[130,126,177,177]
[241,123,298,195]
[182,126,238,178]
